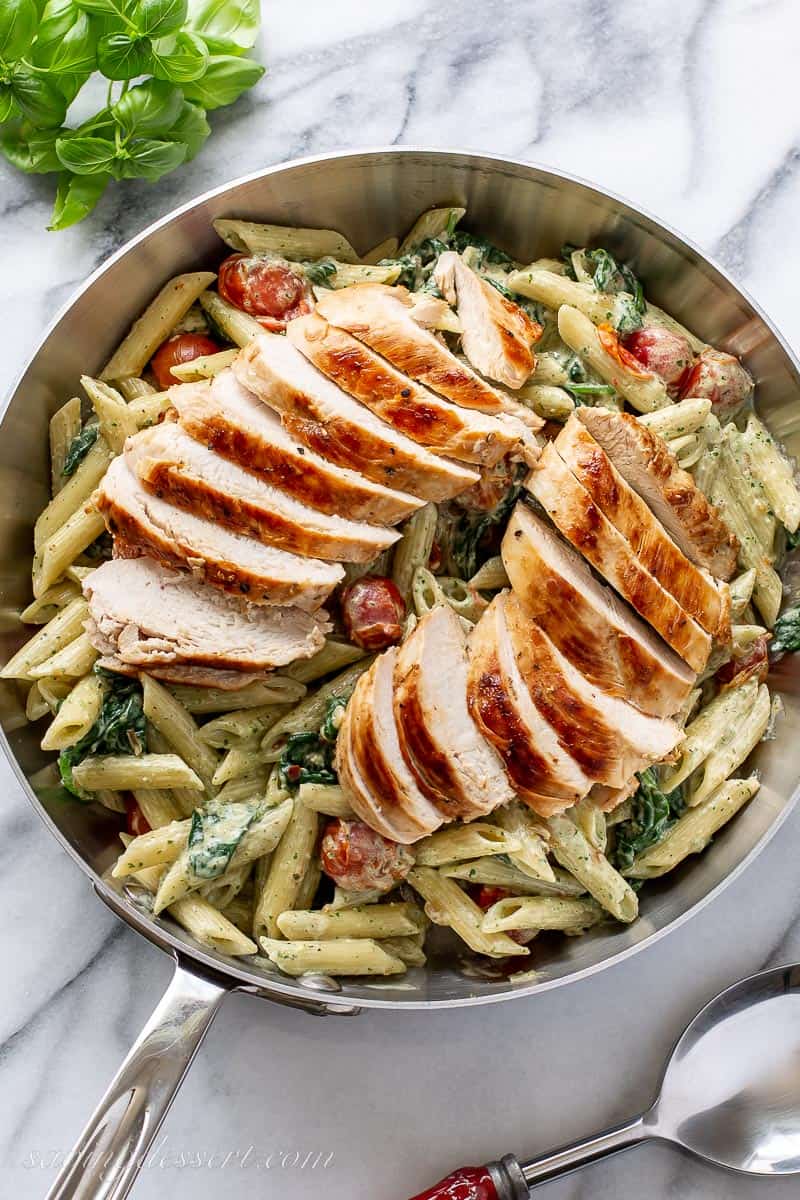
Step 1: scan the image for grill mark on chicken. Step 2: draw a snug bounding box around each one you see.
[555,417,729,638]
[393,659,464,818]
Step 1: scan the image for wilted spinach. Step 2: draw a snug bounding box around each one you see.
[58,668,146,797]
[613,769,685,871]
[62,423,99,476]
[187,799,259,880]
[279,696,347,791]
[451,464,526,579]
[561,244,645,334]
[770,604,800,655]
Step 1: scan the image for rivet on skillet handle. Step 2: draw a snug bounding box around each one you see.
[45,958,229,1200]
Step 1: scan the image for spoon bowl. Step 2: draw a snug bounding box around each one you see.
[410,964,800,1197]
[654,963,800,1175]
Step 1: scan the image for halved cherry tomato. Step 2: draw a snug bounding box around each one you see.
[716,635,770,690]
[340,576,406,650]
[596,323,654,380]
[217,253,313,331]
[125,796,151,837]
[623,326,693,393]
[320,819,414,892]
[150,333,221,390]
[679,347,753,421]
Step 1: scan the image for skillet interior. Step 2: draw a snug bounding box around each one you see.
[2,148,798,1010]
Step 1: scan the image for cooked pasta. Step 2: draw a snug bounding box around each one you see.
[7,206,797,984]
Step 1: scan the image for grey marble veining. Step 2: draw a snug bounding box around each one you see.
[2,1,800,1196]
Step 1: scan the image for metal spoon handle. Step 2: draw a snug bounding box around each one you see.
[518,1113,648,1186]
[407,1115,648,1199]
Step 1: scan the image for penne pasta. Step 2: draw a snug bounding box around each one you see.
[414,823,520,867]
[72,753,203,792]
[40,673,104,751]
[557,304,669,411]
[481,895,604,934]
[213,218,358,263]
[545,814,638,923]
[100,272,217,382]
[297,782,355,819]
[170,348,239,382]
[259,936,405,977]
[392,504,438,603]
[142,675,219,795]
[276,902,423,941]
[49,397,82,495]
[81,377,137,455]
[252,801,319,940]
[408,867,528,958]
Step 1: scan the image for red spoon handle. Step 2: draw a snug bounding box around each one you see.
[407,1156,528,1200]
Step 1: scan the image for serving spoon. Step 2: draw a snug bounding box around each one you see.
[408,963,800,1198]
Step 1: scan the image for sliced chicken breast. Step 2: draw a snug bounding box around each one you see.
[125,422,398,565]
[171,373,422,525]
[433,251,540,388]
[392,604,515,821]
[336,676,430,844]
[555,415,729,639]
[591,777,640,814]
[316,283,522,415]
[577,407,739,580]
[96,456,343,612]
[233,332,478,501]
[502,591,682,788]
[287,312,518,466]
[527,444,712,673]
[84,557,328,677]
[501,503,695,717]
[466,597,593,816]
[341,652,442,843]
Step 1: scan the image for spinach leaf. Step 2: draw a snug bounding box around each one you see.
[785,527,800,553]
[302,257,337,287]
[378,252,421,290]
[58,670,147,797]
[565,382,617,406]
[187,798,258,880]
[451,230,511,266]
[279,696,347,791]
[560,245,645,333]
[451,464,526,579]
[770,603,800,654]
[613,769,685,871]
[62,423,99,475]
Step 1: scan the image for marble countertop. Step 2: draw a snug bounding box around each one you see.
[3,1,800,1196]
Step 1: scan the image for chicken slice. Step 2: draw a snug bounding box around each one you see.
[125,422,398,565]
[96,456,342,612]
[287,312,518,466]
[501,503,695,717]
[502,591,682,788]
[84,557,328,677]
[555,415,730,639]
[433,251,540,388]
[466,596,593,816]
[340,653,442,843]
[392,604,514,822]
[316,283,541,424]
[233,331,478,501]
[526,444,712,673]
[171,372,422,525]
[577,407,739,579]
[95,656,267,689]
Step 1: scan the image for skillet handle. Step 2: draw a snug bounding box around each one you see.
[45,957,229,1200]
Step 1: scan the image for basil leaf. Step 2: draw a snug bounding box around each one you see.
[56,132,117,173]
[97,31,154,78]
[8,66,67,125]
[0,121,64,173]
[0,0,38,62]
[117,135,186,180]
[30,0,98,74]
[150,29,207,82]
[181,52,263,109]
[185,0,259,54]
[74,0,129,13]
[111,76,182,135]
[53,69,92,104]
[130,0,186,37]
[0,88,18,123]
[166,97,209,158]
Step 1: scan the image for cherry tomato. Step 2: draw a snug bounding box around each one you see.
[217,253,313,331]
[623,326,693,393]
[340,576,405,650]
[716,635,770,690]
[150,333,221,390]
[472,885,512,910]
[596,323,654,379]
[320,819,414,892]
[125,796,151,837]
[679,347,753,421]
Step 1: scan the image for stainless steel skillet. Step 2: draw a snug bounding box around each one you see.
[1,149,799,1200]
